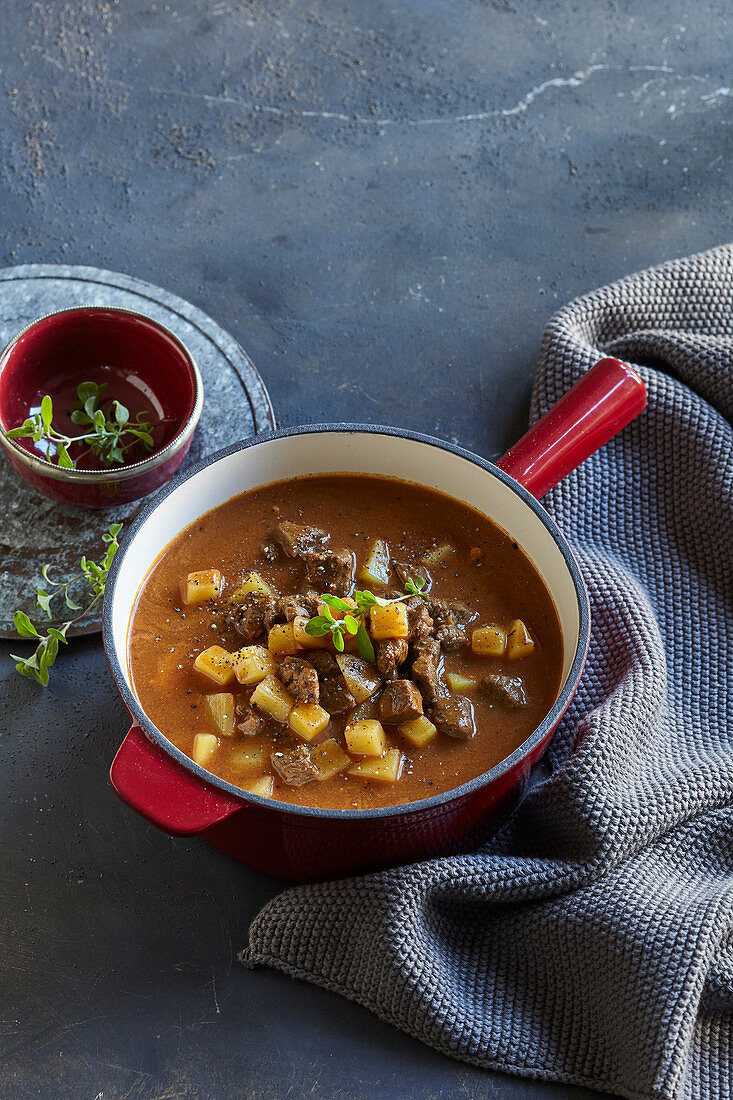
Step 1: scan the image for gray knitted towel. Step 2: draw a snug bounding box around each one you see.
[241,245,733,1100]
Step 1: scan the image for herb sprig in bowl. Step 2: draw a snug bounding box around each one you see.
[7,381,157,469]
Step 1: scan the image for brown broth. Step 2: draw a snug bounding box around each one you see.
[128,473,564,809]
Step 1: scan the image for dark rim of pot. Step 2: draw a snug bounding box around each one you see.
[103,424,591,821]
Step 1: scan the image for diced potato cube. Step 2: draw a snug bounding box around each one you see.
[398,715,438,748]
[310,738,351,781]
[230,571,275,601]
[358,539,391,587]
[420,543,455,567]
[292,616,330,649]
[288,702,331,742]
[229,746,266,774]
[193,645,235,686]
[182,569,222,605]
[192,732,218,766]
[369,603,409,640]
[345,719,387,757]
[232,644,276,685]
[335,653,382,703]
[472,625,507,657]
[506,619,535,660]
[267,622,301,656]
[204,692,236,735]
[348,748,403,783]
[445,672,478,693]
[251,674,294,722]
[243,775,274,798]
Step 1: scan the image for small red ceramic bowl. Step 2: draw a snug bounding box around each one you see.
[0,306,203,508]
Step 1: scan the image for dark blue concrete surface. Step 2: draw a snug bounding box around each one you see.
[1,1,731,1096]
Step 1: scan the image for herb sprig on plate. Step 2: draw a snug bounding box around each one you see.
[305,576,426,662]
[11,522,122,686]
[7,381,157,468]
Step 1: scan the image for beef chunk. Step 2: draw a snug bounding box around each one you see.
[320,675,356,715]
[304,546,355,594]
[392,560,432,591]
[376,638,409,680]
[275,594,319,625]
[308,651,340,679]
[227,591,277,643]
[428,597,475,651]
[410,635,442,702]
[236,705,268,737]
[279,656,320,705]
[480,673,527,709]
[298,590,322,617]
[378,679,424,725]
[404,595,435,640]
[429,695,476,739]
[270,744,319,787]
[274,520,327,557]
[261,593,322,632]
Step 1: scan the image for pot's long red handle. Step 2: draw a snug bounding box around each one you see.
[496,357,646,498]
[110,725,243,836]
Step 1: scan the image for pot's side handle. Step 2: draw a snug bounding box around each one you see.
[110,725,244,836]
[496,357,647,499]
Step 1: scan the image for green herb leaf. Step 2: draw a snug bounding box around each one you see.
[13,611,39,638]
[332,627,345,652]
[354,589,378,612]
[77,381,101,404]
[6,418,36,439]
[44,635,60,667]
[56,442,75,469]
[113,401,129,425]
[342,614,359,635]
[356,622,375,663]
[12,654,41,680]
[36,590,53,617]
[40,395,53,429]
[319,594,354,613]
[305,616,333,637]
[404,576,426,595]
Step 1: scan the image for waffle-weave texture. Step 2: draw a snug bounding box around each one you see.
[241,245,733,1100]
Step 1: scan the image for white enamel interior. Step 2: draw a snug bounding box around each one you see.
[111,431,581,697]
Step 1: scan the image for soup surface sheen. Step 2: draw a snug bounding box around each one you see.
[128,473,563,809]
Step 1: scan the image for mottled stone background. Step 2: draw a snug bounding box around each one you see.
[1,2,730,1098]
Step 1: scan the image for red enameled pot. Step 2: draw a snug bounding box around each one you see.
[104,358,646,882]
[0,307,203,507]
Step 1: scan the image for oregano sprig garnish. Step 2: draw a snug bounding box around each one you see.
[304,577,427,663]
[11,522,122,686]
[6,381,157,468]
